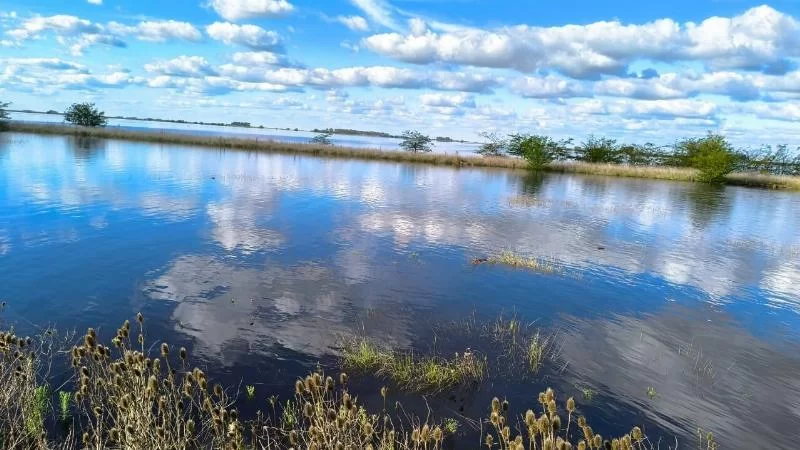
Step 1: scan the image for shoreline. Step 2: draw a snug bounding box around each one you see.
[5,121,800,190]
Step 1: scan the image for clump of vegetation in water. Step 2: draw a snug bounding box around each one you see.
[339,338,486,393]
[480,251,561,274]
[64,102,107,128]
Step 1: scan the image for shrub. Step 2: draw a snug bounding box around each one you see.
[675,133,739,183]
[310,132,333,145]
[0,101,9,130]
[64,103,107,127]
[518,135,560,170]
[477,131,507,157]
[576,135,622,163]
[399,130,434,153]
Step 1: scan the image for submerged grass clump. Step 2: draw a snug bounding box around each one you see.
[478,251,562,274]
[340,338,486,394]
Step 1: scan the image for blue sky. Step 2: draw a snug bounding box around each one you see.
[1,0,800,145]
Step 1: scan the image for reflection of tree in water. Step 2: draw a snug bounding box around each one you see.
[685,184,732,229]
[68,135,106,161]
[519,171,547,195]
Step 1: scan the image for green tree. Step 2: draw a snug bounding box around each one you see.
[675,133,739,183]
[399,130,433,153]
[517,135,560,170]
[476,131,506,157]
[64,102,107,127]
[576,135,622,163]
[310,131,333,145]
[0,101,9,130]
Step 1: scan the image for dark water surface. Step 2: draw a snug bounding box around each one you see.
[2,133,800,448]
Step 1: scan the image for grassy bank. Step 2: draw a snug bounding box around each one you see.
[7,121,800,190]
[1,315,707,450]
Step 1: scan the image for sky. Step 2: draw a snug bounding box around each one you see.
[1,0,800,145]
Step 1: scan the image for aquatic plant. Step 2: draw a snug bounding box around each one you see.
[486,251,561,274]
[340,338,486,394]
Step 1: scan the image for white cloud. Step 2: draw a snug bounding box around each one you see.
[87,0,102,4]
[510,75,588,98]
[208,0,294,21]
[206,22,282,51]
[337,15,369,31]
[572,99,718,120]
[146,75,295,95]
[419,93,475,108]
[350,0,399,31]
[108,20,202,42]
[230,51,287,66]
[1,57,87,72]
[145,56,217,77]
[362,6,800,79]
[5,15,200,54]
[218,65,498,92]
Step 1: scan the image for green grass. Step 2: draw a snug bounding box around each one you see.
[340,338,486,394]
[7,121,800,190]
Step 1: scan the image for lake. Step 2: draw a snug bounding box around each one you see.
[1,132,799,448]
[9,111,483,154]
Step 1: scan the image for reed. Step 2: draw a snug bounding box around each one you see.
[7,121,800,189]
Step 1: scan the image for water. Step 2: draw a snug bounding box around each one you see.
[1,132,799,448]
[10,112,483,154]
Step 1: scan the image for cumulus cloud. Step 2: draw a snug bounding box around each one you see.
[572,99,718,120]
[0,58,140,93]
[362,6,800,79]
[208,0,294,21]
[510,76,589,98]
[5,14,201,54]
[146,75,296,96]
[419,93,475,108]
[217,65,499,92]
[336,15,369,31]
[145,56,218,77]
[206,22,283,51]
[230,51,289,66]
[107,20,202,42]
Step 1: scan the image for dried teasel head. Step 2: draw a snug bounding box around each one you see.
[160,343,169,357]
